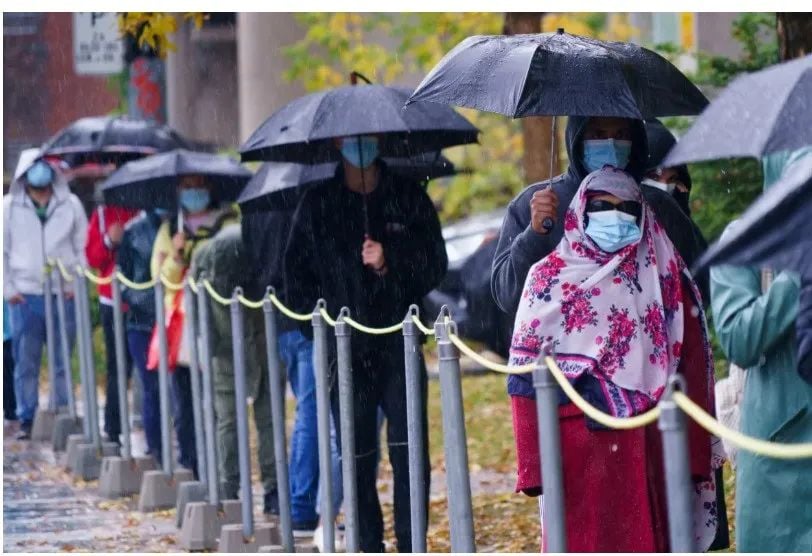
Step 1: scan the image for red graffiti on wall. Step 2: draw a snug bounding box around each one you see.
[131,58,164,123]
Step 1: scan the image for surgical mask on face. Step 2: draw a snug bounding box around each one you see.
[641,177,675,195]
[179,188,211,213]
[341,136,379,169]
[582,139,633,173]
[25,161,55,189]
[585,210,641,253]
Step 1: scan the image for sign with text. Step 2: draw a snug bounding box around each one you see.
[73,12,124,75]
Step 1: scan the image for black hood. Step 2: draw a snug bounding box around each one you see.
[564,115,650,183]
[644,118,692,191]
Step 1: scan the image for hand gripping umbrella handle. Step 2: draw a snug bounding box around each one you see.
[542,217,554,232]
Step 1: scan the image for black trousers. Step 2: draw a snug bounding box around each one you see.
[4,339,16,420]
[101,304,132,443]
[330,336,430,553]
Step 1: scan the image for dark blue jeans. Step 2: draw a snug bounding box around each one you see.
[172,364,198,476]
[9,294,75,423]
[127,329,161,460]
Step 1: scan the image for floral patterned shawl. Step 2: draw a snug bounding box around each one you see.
[509,167,700,417]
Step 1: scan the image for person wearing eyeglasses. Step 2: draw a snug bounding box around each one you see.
[508,166,723,552]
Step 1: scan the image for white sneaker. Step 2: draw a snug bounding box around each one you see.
[312,523,346,553]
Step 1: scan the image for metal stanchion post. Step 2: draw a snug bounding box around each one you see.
[335,308,359,553]
[434,311,476,553]
[312,300,335,553]
[184,282,207,483]
[197,283,220,507]
[55,271,77,418]
[263,290,295,552]
[403,305,427,553]
[154,280,173,474]
[73,270,91,440]
[532,359,567,552]
[658,375,696,552]
[112,271,132,459]
[230,289,254,538]
[78,270,102,449]
[44,270,59,411]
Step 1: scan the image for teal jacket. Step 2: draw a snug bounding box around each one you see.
[711,257,812,552]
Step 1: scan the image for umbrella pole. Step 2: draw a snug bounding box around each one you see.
[541,117,558,232]
[357,136,371,236]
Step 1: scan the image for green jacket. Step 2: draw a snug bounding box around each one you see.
[711,255,812,551]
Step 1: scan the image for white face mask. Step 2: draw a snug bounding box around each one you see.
[641,177,675,195]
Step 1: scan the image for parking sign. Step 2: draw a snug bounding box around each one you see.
[73,12,124,75]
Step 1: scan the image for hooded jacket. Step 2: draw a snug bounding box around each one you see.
[491,116,709,319]
[118,210,163,332]
[85,205,139,303]
[3,168,88,298]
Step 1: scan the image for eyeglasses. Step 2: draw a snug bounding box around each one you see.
[585,199,642,219]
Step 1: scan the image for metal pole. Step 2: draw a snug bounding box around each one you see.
[434,311,476,553]
[230,288,253,538]
[532,359,567,552]
[658,375,696,552]
[111,270,132,459]
[184,282,206,483]
[312,300,335,553]
[78,270,101,449]
[196,281,220,507]
[154,279,173,474]
[44,270,59,411]
[403,305,427,552]
[262,290,294,553]
[335,308,359,552]
[73,269,91,439]
[55,269,77,419]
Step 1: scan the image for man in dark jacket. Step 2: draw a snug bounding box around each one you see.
[285,135,447,553]
[118,209,164,462]
[491,116,707,317]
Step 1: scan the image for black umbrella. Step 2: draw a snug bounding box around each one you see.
[665,55,812,166]
[238,153,457,213]
[239,84,478,163]
[693,154,812,277]
[101,149,251,210]
[42,115,190,167]
[406,30,708,119]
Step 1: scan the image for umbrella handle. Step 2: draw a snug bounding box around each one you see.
[542,217,554,232]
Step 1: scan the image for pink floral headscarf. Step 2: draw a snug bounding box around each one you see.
[509,167,697,416]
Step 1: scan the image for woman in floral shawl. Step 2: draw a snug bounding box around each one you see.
[509,167,724,552]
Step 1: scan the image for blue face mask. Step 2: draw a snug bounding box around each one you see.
[179,188,211,213]
[585,210,641,253]
[25,161,55,188]
[340,136,379,169]
[582,139,633,173]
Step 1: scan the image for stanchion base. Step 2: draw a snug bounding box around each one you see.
[295,543,319,553]
[64,434,88,471]
[221,499,243,523]
[52,415,82,452]
[176,480,207,528]
[73,442,120,481]
[137,468,195,512]
[31,408,59,442]
[218,522,279,553]
[179,501,239,551]
[98,455,157,498]
[259,543,317,553]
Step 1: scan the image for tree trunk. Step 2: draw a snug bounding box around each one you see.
[503,13,560,183]
[776,13,812,61]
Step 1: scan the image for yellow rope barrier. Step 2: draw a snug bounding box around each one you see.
[201,279,233,306]
[83,268,114,286]
[237,294,265,310]
[187,277,199,294]
[269,294,313,322]
[51,259,75,282]
[411,315,436,336]
[319,307,337,327]
[159,274,185,292]
[673,392,812,459]
[115,272,157,291]
[343,316,403,335]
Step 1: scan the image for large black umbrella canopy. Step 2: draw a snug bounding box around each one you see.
[238,153,456,213]
[406,30,708,119]
[42,115,190,167]
[694,155,812,277]
[239,84,479,163]
[665,55,812,166]
[101,149,251,210]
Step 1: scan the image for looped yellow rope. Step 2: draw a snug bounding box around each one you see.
[201,279,233,306]
[673,391,812,459]
[269,294,313,322]
[237,294,265,310]
[344,316,403,335]
[50,259,75,282]
[83,268,114,286]
[187,277,199,294]
[159,274,185,292]
[319,307,337,327]
[411,314,436,336]
[115,272,157,291]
